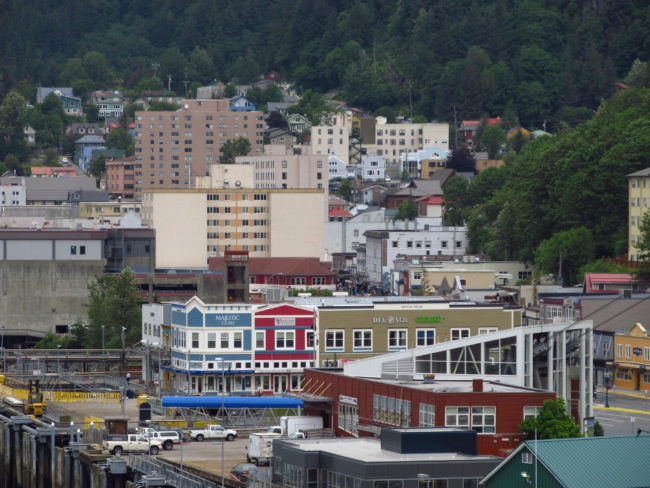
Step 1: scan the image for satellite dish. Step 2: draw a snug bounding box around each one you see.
[235,180,242,187]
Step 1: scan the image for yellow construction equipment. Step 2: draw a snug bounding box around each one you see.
[24,379,46,416]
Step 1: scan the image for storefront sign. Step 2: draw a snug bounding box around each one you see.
[339,395,358,405]
[415,315,445,323]
[373,316,408,324]
[275,317,296,326]
[633,347,643,356]
[206,313,251,327]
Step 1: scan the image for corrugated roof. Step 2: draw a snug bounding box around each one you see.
[582,297,650,331]
[527,436,650,488]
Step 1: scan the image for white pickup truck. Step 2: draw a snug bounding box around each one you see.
[188,424,238,442]
[103,434,163,455]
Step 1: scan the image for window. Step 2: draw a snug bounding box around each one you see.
[416,329,435,347]
[233,332,242,348]
[255,331,265,349]
[70,245,77,255]
[625,344,631,358]
[445,406,469,428]
[325,330,344,350]
[276,331,295,349]
[451,328,470,340]
[373,394,411,426]
[392,241,398,248]
[419,403,435,427]
[522,451,533,464]
[338,403,359,436]
[616,369,632,381]
[80,245,86,255]
[645,347,650,361]
[471,406,495,433]
[617,344,623,357]
[306,331,314,348]
[208,332,216,349]
[523,406,540,420]
[192,332,199,348]
[353,330,372,350]
[220,332,229,348]
[388,329,407,349]
[478,327,498,335]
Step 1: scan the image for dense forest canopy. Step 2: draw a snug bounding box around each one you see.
[1,0,649,130]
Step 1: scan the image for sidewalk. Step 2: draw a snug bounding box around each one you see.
[597,386,650,400]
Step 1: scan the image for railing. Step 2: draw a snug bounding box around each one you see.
[130,454,217,488]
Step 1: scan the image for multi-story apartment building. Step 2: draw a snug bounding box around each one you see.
[236,144,326,189]
[165,297,316,394]
[310,124,350,162]
[141,187,327,268]
[134,99,264,193]
[627,167,650,260]
[91,90,126,119]
[106,156,137,199]
[367,118,450,165]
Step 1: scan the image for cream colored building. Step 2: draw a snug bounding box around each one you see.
[627,168,650,261]
[236,145,327,189]
[367,118,450,165]
[142,188,327,269]
[310,124,350,163]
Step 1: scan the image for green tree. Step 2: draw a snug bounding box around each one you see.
[446,146,476,173]
[395,198,418,221]
[87,269,142,350]
[0,91,29,160]
[442,175,470,226]
[624,59,650,88]
[224,83,237,98]
[478,124,505,159]
[634,210,650,282]
[519,397,581,440]
[336,179,353,202]
[85,104,99,123]
[4,154,22,175]
[90,154,106,178]
[106,128,134,156]
[593,420,604,437]
[44,148,59,166]
[400,169,410,182]
[34,331,70,349]
[220,137,251,163]
[535,227,595,285]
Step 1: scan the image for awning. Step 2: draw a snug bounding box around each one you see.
[613,362,646,370]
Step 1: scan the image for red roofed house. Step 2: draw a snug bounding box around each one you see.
[459,117,502,146]
[583,272,648,293]
[30,167,77,177]
[209,256,336,294]
[329,207,353,221]
[416,195,444,218]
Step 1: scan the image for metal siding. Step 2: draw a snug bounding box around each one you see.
[161,395,303,408]
[188,308,203,327]
[244,329,251,350]
[172,310,186,326]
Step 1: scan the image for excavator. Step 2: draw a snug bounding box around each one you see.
[24,379,46,416]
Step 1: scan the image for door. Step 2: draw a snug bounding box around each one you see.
[273,375,287,393]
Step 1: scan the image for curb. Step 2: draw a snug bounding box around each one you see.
[594,406,650,415]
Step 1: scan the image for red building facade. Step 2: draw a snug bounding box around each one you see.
[301,369,554,457]
[254,304,316,393]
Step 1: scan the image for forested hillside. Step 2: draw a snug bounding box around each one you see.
[1,0,649,129]
[443,88,650,284]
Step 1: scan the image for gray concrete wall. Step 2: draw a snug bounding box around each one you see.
[0,260,104,341]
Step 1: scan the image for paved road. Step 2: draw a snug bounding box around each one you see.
[594,389,650,436]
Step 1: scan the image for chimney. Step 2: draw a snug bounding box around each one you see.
[472,379,484,392]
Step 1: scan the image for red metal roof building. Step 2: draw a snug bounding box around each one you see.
[583,272,647,293]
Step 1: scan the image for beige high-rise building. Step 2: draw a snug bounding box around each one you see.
[142,187,327,269]
[236,145,327,189]
[627,168,650,261]
[134,99,264,194]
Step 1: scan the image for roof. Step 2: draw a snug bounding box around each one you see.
[583,272,641,293]
[209,257,335,277]
[276,437,499,464]
[627,167,650,177]
[582,296,650,331]
[416,196,444,205]
[75,135,105,144]
[0,175,99,202]
[161,395,303,409]
[329,207,353,218]
[484,436,650,488]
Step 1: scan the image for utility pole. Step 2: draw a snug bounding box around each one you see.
[183,71,190,99]
[167,75,172,92]
[453,105,458,149]
[151,63,160,77]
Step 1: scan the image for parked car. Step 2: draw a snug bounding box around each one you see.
[141,430,181,450]
[230,463,258,483]
[188,424,237,442]
[103,434,162,455]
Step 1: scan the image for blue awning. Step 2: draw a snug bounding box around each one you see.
[161,396,304,409]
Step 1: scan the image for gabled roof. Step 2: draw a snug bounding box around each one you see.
[483,436,650,488]
[583,272,640,293]
[416,195,444,205]
[627,167,650,177]
[329,207,353,218]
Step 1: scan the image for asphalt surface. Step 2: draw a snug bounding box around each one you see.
[594,389,650,436]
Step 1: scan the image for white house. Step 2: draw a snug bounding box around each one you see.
[360,154,386,181]
[400,146,450,178]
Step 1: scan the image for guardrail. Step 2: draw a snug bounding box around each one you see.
[130,455,217,488]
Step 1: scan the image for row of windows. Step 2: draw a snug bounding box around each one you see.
[392,240,462,249]
[616,344,650,360]
[373,394,412,426]
[173,358,314,372]
[324,328,496,351]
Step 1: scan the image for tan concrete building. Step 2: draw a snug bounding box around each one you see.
[142,187,327,269]
[236,144,326,189]
[134,99,264,193]
[627,167,650,261]
[310,124,350,162]
[368,118,450,165]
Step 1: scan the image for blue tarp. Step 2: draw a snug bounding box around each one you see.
[161,396,303,409]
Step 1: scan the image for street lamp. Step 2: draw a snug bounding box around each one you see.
[101,325,105,358]
[212,441,225,488]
